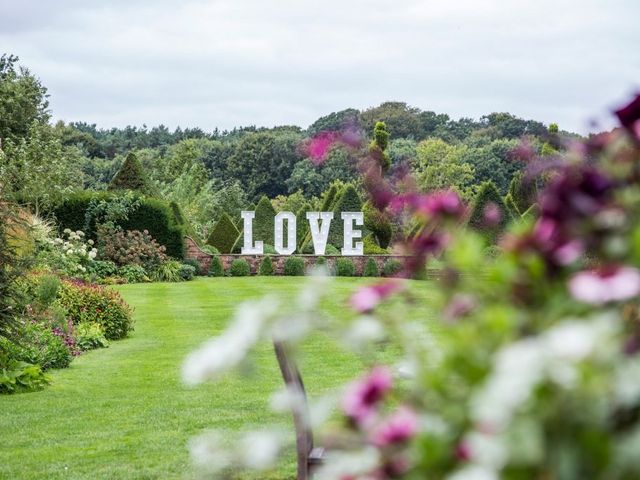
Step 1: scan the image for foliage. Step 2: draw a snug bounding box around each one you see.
[369,121,391,171]
[182,258,203,276]
[74,322,109,351]
[151,261,184,282]
[335,258,356,277]
[101,229,167,270]
[508,170,537,214]
[283,257,305,276]
[286,146,357,198]
[0,320,73,370]
[57,280,133,340]
[86,260,118,280]
[206,213,239,254]
[363,233,388,254]
[258,256,274,276]
[208,257,224,277]
[229,259,251,277]
[363,257,379,277]
[363,201,393,248]
[199,244,220,255]
[0,354,49,394]
[108,152,154,195]
[328,184,363,248]
[178,264,196,281]
[118,264,148,283]
[382,258,402,277]
[468,180,511,242]
[504,192,520,218]
[253,196,277,247]
[295,202,312,250]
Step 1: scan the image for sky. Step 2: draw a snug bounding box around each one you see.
[1,0,638,134]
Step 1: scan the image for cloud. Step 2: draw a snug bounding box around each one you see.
[0,0,638,133]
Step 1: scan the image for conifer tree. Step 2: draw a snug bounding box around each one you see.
[206,213,240,254]
[108,152,154,195]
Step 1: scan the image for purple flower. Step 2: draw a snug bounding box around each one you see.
[350,281,404,313]
[568,266,640,305]
[370,407,418,446]
[615,93,640,139]
[342,366,393,425]
[443,294,477,321]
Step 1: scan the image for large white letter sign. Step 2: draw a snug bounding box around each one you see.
[274,211,296,255]
[240,210,263,254]
[306,212,333,255]
[341,212,364,256]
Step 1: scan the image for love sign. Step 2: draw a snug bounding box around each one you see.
[240,211,364,256]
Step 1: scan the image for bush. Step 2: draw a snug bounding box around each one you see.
[0,354,49,394]
[75,322,109,351]
[284,257,305,276]
[208,257,224,277]
[47,192,184,258]
[151,260,183,282]
[182,258,203,276]
[364,201,393,248]
[0,322,72,370]
[200,244,220,255]
[329,184,363,248]
[108,152,155,195]
[57,280,134,340]
[178,263,196,281]
[86,260,118,280]
[363,233,389,255]
[363,258,379,277]
[254,196,277,246]
[468,181,510,243]
[206,213,240,254]
[335,258,356,277]
[258,256,274,276]
[263,244,277,254]
[119,264,148,283]
[382,259,402,277]
[230,259,251,277]
[101,228,167,270]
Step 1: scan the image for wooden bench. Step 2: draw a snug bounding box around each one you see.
[273,340,324,480]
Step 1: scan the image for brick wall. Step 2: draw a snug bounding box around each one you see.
[184,237,412,276]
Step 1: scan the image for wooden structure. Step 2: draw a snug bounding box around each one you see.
[273,340,324,480]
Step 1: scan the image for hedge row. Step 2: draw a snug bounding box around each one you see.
[45,191,185,259]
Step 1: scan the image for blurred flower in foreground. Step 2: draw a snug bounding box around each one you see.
[615,93,640,140]
[568,266,640,305]
[342,366,393,425]
[349,281,404,313]
[370,407,418,447]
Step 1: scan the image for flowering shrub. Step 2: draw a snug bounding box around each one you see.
[100,228,167,270]
[34,228,98,278]
[57,280,134,340]
[182,95,640,479]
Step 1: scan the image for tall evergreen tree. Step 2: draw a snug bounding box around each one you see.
[469,180,510,243]
[254,196,277,246]
[108,152,154,195]
[328,184,363,248]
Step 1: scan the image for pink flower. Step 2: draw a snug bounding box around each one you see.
[349,281,404,313]
[342,366,393,425]
[304,132,337,165]
[568,266,640,305]
[455,441,472,461]
[370,407,418,446]
[417,190,466,219]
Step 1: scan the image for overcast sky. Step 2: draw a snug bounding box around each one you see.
[1,0,638,134]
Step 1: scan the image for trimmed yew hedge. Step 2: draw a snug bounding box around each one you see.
[207,213,240,254]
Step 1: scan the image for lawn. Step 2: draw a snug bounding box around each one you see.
[0,277,435,480]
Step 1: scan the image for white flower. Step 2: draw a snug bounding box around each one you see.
[63,228,71,234]
[88,239,94,246]
[89,250,97,259]
[189,431,232,474]
[66,249,74,255]
[182,297,279,385]
[76,230,84,237]
[344,315,385,349]
[315,447,380,480]
[239,430,284,470]
[447,465,498,480]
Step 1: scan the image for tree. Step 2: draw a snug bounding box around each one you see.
[307,108,360,135]
[206,213,240,254]
[254,196,277,246]
[360,102,422,139]
[0,54,49,143]
[328,184,363,248]
[369,122,391,172]
[108,152,154,195]
[363,201,393,248]
[468,181,510,243]
[508,171,537,214]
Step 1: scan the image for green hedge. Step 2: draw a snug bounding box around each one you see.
[207,213,240,254]
[284,257,305,276]
[230,259,251,277]
[258,256,274,276]
[328,184,363,248]
[208,257,224,277]
[46,192,185,258]
[335,258,356,277]
[363,258,379,277]
[254,196,276,246]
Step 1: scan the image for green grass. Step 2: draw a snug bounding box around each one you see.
[0,277,435,479]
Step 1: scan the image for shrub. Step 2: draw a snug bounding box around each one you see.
[47,192,184,258]
[504,193,520,218]
[335,258,356,277]
[0,322,72,370]
[108,152,155,195]
[230,259,251,277]
[0,354,49,394]
[382,259,402,277]
[363,258,379,277]
[263,244,277,254]
[284,257,305,276]
[325,244,340,255]
[101,228,167,270]
[254,196,276,246]
[329,184,363,248]
[178,263,196,281]
[508,171,537,214]
[57,280,134,340]
[208,257,224,277]
[468,181,510,243]
[363,201,393,248]
[86,260,118,280]
[258,256,274,276]
[295,202,312,250]
[315,256,327,266]
[206,213,240,254]
[151,260,183,282]
[363,233,389,255]
[74,322,109,351]
[119,264,148,283]
[182,258,203,276]
[200,244,220,255]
